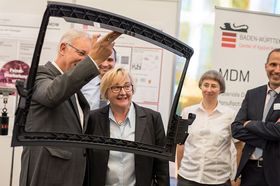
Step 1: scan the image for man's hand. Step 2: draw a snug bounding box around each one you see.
[231,179,241,186]
[89,31,121,65]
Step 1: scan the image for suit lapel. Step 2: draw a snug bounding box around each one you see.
[45,61,62,76]
[255,86,267,120]
[70,94,81,123]
[134,104,147,142]
[77,91,90,132]
[100,106,110,137]
[101,106,111,177]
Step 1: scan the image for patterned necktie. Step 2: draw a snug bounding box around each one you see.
[262,90,277,122]
[254,90,277,159]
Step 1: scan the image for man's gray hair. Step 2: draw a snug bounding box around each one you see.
[59,29,91,46]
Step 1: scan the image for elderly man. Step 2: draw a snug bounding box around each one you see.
[20,29,121,186]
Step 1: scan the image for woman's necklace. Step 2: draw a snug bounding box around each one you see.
[114,112,127,125]
[111,106,130,125]
[117,119,124,124]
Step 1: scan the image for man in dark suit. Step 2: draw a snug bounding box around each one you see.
[86,67,170,186]
[232,48,280,186]
[20,29,121,186]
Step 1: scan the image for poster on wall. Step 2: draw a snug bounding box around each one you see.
[0,14,70,136]
[0,13,39,136]
[212,7,280,111]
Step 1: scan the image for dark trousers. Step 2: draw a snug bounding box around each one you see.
[177,175,230,186]
[240,160,268,186]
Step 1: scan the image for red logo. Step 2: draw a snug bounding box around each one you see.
[220,23,249,48]
[221,32,237,48]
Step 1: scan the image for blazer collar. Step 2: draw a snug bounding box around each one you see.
[45,61,62,76]
[78,91,90,133]
[100,103,148,142]
[100,106,111,137]
[133,103,147,142]
[69,94,80,124]
[254,85,267,120]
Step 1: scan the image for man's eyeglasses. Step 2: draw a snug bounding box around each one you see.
[66,43,87,56]
[110,84,133,93]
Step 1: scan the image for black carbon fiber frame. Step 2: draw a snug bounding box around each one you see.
[11,1,193,161]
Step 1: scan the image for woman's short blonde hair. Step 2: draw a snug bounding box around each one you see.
[100,67,135,99]
[198,70,226,93]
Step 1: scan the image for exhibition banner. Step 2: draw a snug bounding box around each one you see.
[213,7,280,110]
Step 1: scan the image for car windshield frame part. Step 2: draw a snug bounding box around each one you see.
[11,1,193,161]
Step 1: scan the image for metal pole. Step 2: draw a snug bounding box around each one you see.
[9,147,15,186]
[9,92,18,186]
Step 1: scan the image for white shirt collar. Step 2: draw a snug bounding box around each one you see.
[109,103,135,127]
[267,84,280,94]
[52,61,64,74]
[197,101,225,114]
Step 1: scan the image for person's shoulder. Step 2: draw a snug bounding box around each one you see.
[218,104,236,115]
[248,85,267,93]
[182,104,199,112]
[133,103,160,115]
[37,62,50,71]
[241,85,267,98]
[181,104,200,118]
[37,62,56,74]
[35,63,57,80]
[89,106,108,116]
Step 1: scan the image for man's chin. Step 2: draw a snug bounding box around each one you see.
[270,81,280,88]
